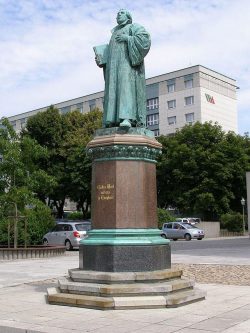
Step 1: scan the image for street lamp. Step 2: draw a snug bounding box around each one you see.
[241,198,245,235]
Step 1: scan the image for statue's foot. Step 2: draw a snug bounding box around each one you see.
[119,119,131,128]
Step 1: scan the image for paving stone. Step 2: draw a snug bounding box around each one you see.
[218,308,250,321]
[131,324,181,333]
[0,326,27,333]
[190,317,242,331]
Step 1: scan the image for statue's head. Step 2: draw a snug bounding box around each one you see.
[116,9,132,25]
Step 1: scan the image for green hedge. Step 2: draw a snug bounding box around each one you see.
[220,212,244,232]
[157,208,175,229]
[0,202,54,247]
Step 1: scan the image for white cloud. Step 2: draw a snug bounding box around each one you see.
[0,0,249,134]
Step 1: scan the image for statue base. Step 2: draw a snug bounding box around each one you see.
[79,229,171,272]
[80,128,170,272]
[47,127,206,309]
[47,268,206,310]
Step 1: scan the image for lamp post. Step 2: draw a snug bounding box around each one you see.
[241,198,245,235]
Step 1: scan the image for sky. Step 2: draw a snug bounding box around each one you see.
[0,0,250,134]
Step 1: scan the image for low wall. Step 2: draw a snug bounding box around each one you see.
[0,246,66,260]
[196,221,220,238]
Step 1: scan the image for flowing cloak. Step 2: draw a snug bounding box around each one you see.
[102,23,151,127]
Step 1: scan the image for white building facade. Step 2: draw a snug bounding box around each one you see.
[8,65,238,135]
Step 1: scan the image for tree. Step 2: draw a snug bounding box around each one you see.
[157,122,250,220]
[62,109,102,216]
[0,118,55,247]
[24,107,102,217]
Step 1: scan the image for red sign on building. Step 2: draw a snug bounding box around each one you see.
[205,94,215,104]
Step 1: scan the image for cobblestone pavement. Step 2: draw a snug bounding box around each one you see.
[172,263,250,286]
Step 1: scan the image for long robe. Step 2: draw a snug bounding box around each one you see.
[103,23,151,127]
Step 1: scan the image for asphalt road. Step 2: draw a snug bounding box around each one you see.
[170,237,250,264]
[0,237,249,288]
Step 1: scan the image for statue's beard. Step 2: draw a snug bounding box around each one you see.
[117,18,129,26]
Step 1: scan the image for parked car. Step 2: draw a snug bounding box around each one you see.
[186,217,201,224]
[161,222,205,241]
[176,217,201,225]
[176,218,190,224]
[42,221,91,250]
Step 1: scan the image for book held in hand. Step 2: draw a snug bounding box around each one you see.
[93,44,109,65]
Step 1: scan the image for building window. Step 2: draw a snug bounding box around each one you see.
[147,114,159,126]
[185,112,194,124]
[185,96,194,106]
[184,74,193,89]
[89,104,96,111]
[76,103,83,112]
[20,118,26,129]
[60,106,71,114]
[146,83,159,100]
[167,83,175,93]
[168,116,176,125]
[10,121,16,128]
[167,79,175,93]
[167,100,176,109]
[185,79,193,89]
[89,99,96,111]
[147,97,159,110]
[153,129,160,137]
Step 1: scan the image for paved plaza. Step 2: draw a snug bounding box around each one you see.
[0,238,249,333]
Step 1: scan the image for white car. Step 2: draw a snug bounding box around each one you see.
[176,217,201,225]
[161,222,205,241]
[43,221,91,250]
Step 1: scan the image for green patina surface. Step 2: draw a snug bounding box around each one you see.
[87,144,162,163]
[94,127,154,138]
[80,229,170,246]
[94,10,150,128]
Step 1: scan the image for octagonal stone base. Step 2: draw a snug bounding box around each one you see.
[47,268,206,310]
[79,243,171,272]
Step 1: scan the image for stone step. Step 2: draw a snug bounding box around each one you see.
[69,268,183,284]
[47,287,114,309]
[58,277,194,296]
[165,288,206,308]
[47,287,206,310]
[112,289,206,309]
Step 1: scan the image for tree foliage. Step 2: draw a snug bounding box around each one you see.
[220,212,244,232]
[157,122,250,220]
[23,106,102,217]
[157,208,175,229]
[0,118,55,246]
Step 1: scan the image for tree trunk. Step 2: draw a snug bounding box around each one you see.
[13,203,18,249]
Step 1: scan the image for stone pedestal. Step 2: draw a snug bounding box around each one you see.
[47,127,206,309]
[79,127,171,272]
[47,268,206,310]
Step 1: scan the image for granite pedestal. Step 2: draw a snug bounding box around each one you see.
[80,128,170,272]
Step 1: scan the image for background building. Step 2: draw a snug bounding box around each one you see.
[8,65,238,135]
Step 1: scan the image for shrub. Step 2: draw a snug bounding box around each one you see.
[65,211,84,220]
[157,208,175,229]
[0,202,54,246]
[23,202,55,245]
[0,217,10,245]
[220,212,243,232]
